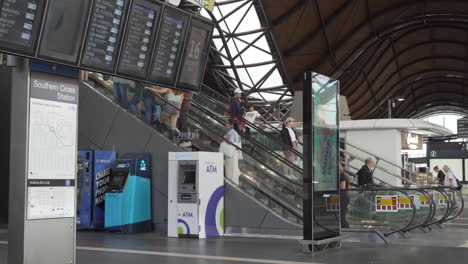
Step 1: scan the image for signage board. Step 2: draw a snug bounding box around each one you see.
[0,0,44,55]
[117,0,162,79]
[148,5,190,87]
[398,195,414,209]
[26,71,78,220]
[375,195,398,212]
[80,0,130,73]
[457,118,468,137]
[325,195,340,212]
[38,0,91,65]
[419,192,434,207]
[177,17,213,92]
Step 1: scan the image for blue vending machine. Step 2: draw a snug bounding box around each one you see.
[105,153,152,233]
[76,150,116,230]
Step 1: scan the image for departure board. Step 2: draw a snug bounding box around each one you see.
[80,0,129,73]
[148,6,190,87]
[38,0,91,65]
[0,0,44,56]
[177,18,213,92]
[117,0,162,79]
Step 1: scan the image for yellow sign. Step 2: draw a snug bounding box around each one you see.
[376,195,398,212]
[398,196,413,209]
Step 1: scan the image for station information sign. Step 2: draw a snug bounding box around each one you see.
[0,0,44,55]
[117,0,162,79]
[80,0,129,73]
[177,17,213,92]
[148,6,190,87]
[38,0,91,65]
[457,118,468,137]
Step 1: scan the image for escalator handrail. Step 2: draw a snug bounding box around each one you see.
[397,188,435,231]
[87,75,304,189]
[196,86,304,157]
[189,98,303,173]
[345,188,417,236]
[341,148,420,187]
[435,186,465,223]
[341,139,438,185]
[420,187,452,226]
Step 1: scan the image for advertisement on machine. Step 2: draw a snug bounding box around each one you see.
[325,194,340,212]
[26,71,78,220]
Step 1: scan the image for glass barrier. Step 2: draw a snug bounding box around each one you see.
[344,188,416,236]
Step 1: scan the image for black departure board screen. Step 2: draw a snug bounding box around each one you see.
[38,0,91,65]
[80,0,129,73]
[117,0,162,79]
[177,18,213,92]
[148,6,190,87]
[0,0,44,56]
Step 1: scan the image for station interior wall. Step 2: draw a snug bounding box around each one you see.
[0,67,11,225]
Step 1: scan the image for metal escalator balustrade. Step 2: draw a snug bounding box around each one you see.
[83,74,304,225]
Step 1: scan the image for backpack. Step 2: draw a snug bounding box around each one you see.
[455,177,463,191]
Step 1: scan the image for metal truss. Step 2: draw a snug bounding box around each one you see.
[185,0,294,121]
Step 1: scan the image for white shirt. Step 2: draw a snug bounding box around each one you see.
[244,111,261,123]
[286,127,297,142]
[444,170,458,188]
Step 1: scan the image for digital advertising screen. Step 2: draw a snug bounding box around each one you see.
[148,6,190,87]
[38,0,91,65]
[0,0,44,56]
[80,0,130,73]
[176,18,213,92]
[117,0,162,79]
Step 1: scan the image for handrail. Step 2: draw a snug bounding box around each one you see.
[420,187,452,226]
[341,148,420,187]
[345,188,417,236]
[86,74,303,189]
[437,187,465,223]
[341,139,439,185]
[398,188,435,231]
[196,86,304,157]
[189,97,303,173]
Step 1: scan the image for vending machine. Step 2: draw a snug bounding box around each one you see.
[105,153,152,233]
[168,152,224,239]
[76,150,116,230]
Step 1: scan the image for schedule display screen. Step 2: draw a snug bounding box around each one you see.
[0,0,44,55]
[80,0,129,73]
[148,6,190,87]
[177,18,213,92]
[38,0,91,65]
[117,0,162,79]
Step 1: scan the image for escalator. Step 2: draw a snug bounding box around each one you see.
[84,75,304,226]
[83,74,464,237]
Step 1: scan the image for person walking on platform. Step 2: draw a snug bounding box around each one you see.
[442,165,458,188]
[356,158,375,188]
[434,166,445,185]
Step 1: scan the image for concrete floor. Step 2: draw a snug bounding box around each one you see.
[0,225,467,264]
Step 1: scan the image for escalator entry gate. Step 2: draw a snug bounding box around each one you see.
[76,150,116,230]
[168,152,224,239]
[105,153,152,233]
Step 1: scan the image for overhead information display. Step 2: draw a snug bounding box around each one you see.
[117,0,162,78]
[177,18,213,92]
[80,0,129,72]
[148,6,190,86]
[0,0,44,55]
[38,0,91,65]
[27,72,78,220]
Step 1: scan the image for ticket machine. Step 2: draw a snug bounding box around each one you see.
[76,150,116,230]
[168,152,224,238]
[105,153,152,233]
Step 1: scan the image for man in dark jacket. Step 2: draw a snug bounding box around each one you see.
[434,166,445,185]
[229,88,243,117]
[356,158,375,188]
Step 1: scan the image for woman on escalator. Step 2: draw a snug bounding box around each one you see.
[223,119,240,185]
[281,117,298,178]
[145,86,184,141]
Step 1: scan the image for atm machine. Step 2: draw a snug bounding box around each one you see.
[76,150,116,230]
[168,152,224,238]
[105,153,152,233]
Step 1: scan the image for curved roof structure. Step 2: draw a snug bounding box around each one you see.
[260,0,468,119]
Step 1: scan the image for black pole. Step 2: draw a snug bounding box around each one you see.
[303,72,313,241]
